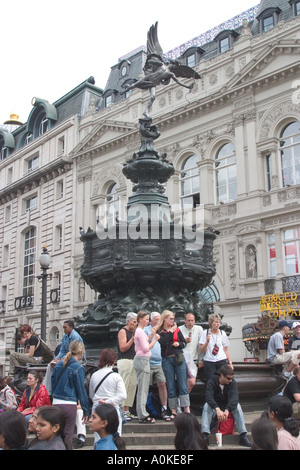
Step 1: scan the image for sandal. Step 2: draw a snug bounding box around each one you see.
[162,411,175,421]
[139,415,155,423]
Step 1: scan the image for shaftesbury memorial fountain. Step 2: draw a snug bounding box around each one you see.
[75,22,217,356]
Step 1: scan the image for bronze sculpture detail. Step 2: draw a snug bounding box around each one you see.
[121,22,201,117]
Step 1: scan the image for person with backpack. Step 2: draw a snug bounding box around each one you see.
[9,324,44,373]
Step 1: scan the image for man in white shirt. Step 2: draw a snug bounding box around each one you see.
[179,313,203,393]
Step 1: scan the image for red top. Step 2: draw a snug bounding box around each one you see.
[17,383,51,415]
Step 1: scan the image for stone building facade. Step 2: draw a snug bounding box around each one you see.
[1,0,300,372]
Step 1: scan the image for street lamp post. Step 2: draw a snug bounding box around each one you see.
[38,245,51,342]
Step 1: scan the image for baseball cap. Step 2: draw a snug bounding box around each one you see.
[292,321,300,329]
[278,320,291,329]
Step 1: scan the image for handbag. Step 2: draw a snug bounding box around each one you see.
[173,328,184,365]
[217,412,235,435]
[175,352,183,365]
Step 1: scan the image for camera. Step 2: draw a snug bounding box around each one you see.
[212,344,219,356]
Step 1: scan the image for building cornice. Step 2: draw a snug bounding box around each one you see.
[0,156,72,205]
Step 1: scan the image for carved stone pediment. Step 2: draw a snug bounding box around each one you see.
[224,41,300,91]
[70,119,138,158]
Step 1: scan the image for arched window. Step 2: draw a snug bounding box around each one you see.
[106,183,119,226]
[280,121,300,187]
[180,155,200,209]
[215,142,237,204]
[23,228,36,302]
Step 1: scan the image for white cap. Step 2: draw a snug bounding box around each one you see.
[292,321,300,329]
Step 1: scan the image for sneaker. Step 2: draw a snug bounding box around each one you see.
[126,411,138,420]
[123,411,132,421]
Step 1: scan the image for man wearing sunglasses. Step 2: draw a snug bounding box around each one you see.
[201,364,251,447]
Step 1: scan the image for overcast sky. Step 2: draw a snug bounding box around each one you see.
[1,0,258,125]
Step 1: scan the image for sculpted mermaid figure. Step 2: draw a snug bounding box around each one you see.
[121,22,200,118]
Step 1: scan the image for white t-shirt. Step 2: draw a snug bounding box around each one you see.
[199,329,230,362]
[179,324,203,361]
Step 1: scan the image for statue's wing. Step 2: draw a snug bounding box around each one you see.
[147,21,164,59]
[172,63,201,80]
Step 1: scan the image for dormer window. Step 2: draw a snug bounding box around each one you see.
[102,89,118,108]
[289,0,300,16]
[263,15,274,31]
[187,54,196,68]
[256,7,281,33]
[0,129,15,160]
[214,30,239,54]
[25,97,57,142]
[105,95,112,107]
[220,37,230,53]
[180,46,204,68]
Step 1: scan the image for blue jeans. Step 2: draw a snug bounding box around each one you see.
[161,356,190,410]
[201,402,247,435]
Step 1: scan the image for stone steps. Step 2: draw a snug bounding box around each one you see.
[75,411,262,451]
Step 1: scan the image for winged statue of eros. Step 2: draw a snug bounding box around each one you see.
[121,22,201,117]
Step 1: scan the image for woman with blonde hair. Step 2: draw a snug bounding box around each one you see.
[199,312,232,380]
[157,310,190,416]
[51,340,90,448]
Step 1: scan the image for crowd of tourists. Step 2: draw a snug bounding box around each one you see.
[0,315,299,451]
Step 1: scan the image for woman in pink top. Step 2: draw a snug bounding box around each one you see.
[268,395,300,450]
[133,310,160,423]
